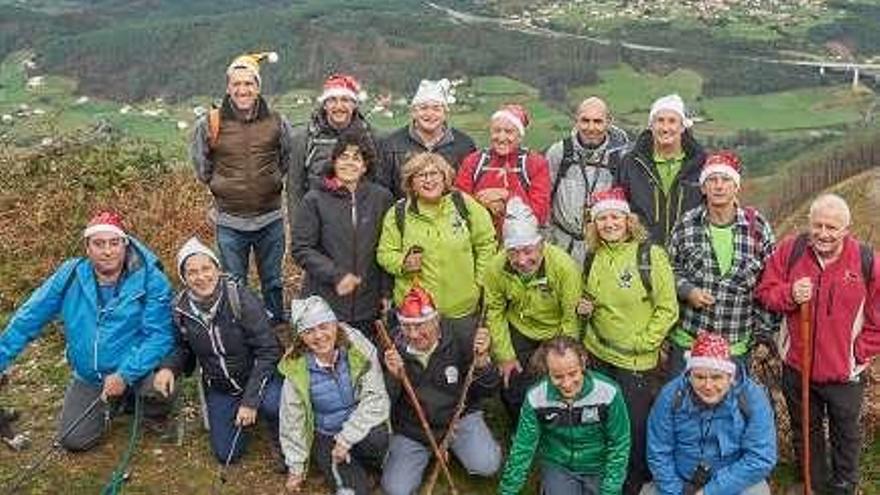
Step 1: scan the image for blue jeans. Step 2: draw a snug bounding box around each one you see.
[205,374,283,464]
[216,219,285,323]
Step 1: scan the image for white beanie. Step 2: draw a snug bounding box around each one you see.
[648,94,693,128]
[411,78,455,107]
[290,296,337,335]
[503,197,542,249]
[176,237,220,282]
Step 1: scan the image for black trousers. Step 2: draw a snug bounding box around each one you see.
[592,359,663,495]
[500,325,542,425]
[782,365,865,493]
[314,424,389,495]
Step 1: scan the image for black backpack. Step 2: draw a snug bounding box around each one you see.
[583,242,654,299]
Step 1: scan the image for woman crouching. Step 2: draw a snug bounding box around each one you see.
[280,296,390,494]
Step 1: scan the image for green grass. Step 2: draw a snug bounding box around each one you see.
[568,65,704,124]
[701,86,872,133]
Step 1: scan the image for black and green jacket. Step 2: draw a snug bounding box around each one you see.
[499,372,631,495]
[615,129,705,246]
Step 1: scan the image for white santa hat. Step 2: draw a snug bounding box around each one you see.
[648,94,693,128]
[290,296,338,335]
[176,237,220,282]
[411,78,455,107]
[503,197,542,249]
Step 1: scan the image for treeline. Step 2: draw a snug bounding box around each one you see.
[808,1,880,56]
[763,129,880,222]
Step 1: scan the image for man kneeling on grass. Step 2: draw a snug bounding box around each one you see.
[645,331,776,495]
[499,336,631,495]
[0,210,175,452]
[381,285,501,495]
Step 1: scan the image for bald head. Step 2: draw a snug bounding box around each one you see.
[576,97,609,118]
[575,97,611,146]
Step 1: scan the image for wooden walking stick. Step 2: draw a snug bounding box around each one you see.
[422,340,479,495]
[799,302,813,495]
[374,319,458,495]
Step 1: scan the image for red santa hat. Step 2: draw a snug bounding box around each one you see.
[318,73,362,104]
[700,150,742,187]
[83,210,127,240]
[397,285,439,324]
[686,330,736,376]
[491,104,529,136]
[589,187,630,217]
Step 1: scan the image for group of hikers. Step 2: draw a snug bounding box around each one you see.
[0,51,878,495]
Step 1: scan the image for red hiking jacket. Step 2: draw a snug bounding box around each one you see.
[756,235,880,383]
[455,148,551,226]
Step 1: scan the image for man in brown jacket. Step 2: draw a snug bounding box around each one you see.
[190,51,293,326]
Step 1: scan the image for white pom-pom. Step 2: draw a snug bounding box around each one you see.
[267,51,279,64]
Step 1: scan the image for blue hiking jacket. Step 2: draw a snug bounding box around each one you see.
[0,238,175,386]
[646,368,777,495]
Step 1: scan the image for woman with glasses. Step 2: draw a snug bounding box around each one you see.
[377,152,496,324]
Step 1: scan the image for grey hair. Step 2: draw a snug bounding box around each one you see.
[808,193,851,227]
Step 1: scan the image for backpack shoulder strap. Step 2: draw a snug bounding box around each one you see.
[517,148,532,191]
[744,206,762,257]
[225,278,242,322]
[638,242,653,297]
[737,389,750,420]
[551,137,576,202]
[583,250,596,286]
[450,190,471,231]
[471,150,491,185]
[394,198,408,238]
[672,386,686,412]
[207,108,221,149]
[786,233,810,279]
[859,242,874,287]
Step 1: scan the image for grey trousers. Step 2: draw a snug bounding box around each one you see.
[58,374,172,452]
[541,464,601,495]
[381,411,501,495]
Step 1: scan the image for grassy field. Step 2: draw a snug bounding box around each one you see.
[4,47,877,161]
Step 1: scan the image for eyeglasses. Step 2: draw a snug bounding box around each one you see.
[414,169,442,182]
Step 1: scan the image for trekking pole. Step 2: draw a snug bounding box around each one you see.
[374,320,458,495]
[211,375,270,495]
[331,461,355,495]
[100,392,144,495]
[3,395,104,494]
[422,295,488,495]
[799,302,813,495]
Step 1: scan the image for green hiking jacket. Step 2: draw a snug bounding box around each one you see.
[582,241,679,370]
[484,243,582,363]
[499,372,631,495]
